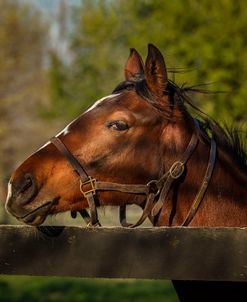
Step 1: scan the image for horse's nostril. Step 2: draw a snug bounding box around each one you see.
[6,173,38,217]
[14,173,37,206]
[20,174,33,193]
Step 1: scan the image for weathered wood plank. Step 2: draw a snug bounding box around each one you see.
[0,225,246,281]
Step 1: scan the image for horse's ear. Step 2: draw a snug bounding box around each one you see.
[124,48,144,81]
[144,44,168,98]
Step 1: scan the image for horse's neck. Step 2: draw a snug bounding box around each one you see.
[156,133,247,227]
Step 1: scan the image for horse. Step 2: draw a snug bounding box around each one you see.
[5,44,247,301]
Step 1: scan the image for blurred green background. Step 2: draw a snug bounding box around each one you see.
[0,0,246,301]
[0,277,178,302]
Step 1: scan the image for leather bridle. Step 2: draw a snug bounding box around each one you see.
[50,119,216,228]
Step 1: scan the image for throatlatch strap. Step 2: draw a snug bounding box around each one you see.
[151,126,199,217]
[182,138,217,226]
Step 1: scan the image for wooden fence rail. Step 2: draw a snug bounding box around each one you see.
[0,225,246,281]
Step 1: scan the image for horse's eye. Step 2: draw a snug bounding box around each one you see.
[106,120,129,131]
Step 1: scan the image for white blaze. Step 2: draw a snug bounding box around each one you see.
[37,93,119,151]
[5,181,13,210]
[84,94,118,113]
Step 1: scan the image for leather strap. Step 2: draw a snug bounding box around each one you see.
[86,192,101,226]
[96,182,148,194]
[50,137,153,227]
[119,193,156,228]
[51,137,100,226]
[119,120,200,227]
[151,127,199,217]
[50,137,89,182]
[118,120,217,227]
[182,138,217,226]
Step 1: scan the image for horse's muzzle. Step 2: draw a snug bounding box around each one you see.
[5,173,38,218]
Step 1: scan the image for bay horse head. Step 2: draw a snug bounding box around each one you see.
[5,44,247,227]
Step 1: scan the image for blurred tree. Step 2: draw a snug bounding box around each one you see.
[47,0,247,127]
[0,0,54,222]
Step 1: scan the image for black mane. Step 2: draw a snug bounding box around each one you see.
[112,79,247,172]
[201,119,247,172]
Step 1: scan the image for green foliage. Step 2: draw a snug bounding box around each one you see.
[0,276,178,302]
[46,52,71,118]
[47,0,247,128]
[0,0,47,101]
[0,0,49,217]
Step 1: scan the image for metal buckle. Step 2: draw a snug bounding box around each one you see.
[80,176,97,197]
[146,180,160,197]
[169,161,185,179]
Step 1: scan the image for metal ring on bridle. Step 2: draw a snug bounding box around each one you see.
[146,180,160,197]
[169,161,185,179]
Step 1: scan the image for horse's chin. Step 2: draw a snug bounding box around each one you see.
[18,200,54,226]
